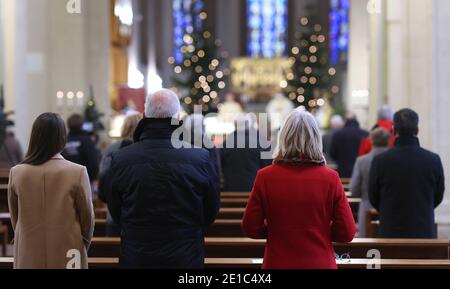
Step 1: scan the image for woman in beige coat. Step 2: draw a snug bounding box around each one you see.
[8,113,94,269]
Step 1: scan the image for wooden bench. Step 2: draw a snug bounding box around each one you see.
[88,237,450,260]
[218,208,245,219]
[2,256,448,269]
[94,219,245,238]
[0,257,119,269]
[204,258,450,269]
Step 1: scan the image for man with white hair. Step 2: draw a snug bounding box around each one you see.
[106,89,220,269]
[358,105,395,156]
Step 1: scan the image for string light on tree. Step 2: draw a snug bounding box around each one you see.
[171,0,228,113]
[283,8,338,111]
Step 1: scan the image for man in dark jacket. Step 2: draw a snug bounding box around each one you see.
[220,118,271,192]
[62,114,99,181]
[369,108,445,238]
[330,114,369,178]
[106,89,220,268]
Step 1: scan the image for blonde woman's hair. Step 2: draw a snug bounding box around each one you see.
[121,113,142,140]
[274,108,325,164]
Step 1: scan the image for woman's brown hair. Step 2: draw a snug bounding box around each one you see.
[22,113,67,166]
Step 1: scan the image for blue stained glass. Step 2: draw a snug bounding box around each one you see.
[329,0,350,64]
[173,0,205,64]
[247,0,288,58]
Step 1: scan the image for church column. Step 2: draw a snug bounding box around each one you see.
[2,0,30,146]
[85,0,111,126]
[431,0,450,230]
[216,0,243,58]
[2,0,111,148]
[154,0,173,87]
[368,0,386,125]
[347,0,371,128]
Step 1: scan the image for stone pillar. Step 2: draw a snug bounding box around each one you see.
[216,0,242,58]
[2,0,28,146]
[154,0,173,87]
[1,0,110,148]
[368,0,386,125]
[431,0,450,231]
[347,0,371,128]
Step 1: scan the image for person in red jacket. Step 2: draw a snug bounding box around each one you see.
[242,109,356,269]
[358,106,395,156]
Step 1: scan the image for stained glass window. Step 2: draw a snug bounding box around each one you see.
[173,0,204,64]
[247,0,288,58]
[329,0,350,64]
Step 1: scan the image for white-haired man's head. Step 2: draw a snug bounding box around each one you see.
[330,115,345,129]
[144,89,181,119]
[378,105,394,121]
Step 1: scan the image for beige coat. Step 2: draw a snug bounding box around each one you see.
[8,155,94,269]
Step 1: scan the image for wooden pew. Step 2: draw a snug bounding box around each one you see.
[88,237,450,260]
[218,208,245,219]
[2,256,449,270]
[204,258,450,269]
[221,192,250,199]
[94,219,245,238]
[0,257,119,269]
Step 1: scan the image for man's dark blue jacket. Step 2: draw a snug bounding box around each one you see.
[369,136,445,238]
[107,118,220,268]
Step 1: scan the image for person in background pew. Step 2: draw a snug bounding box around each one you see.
[369,109,445,238]
[242,109,356,269]
[105,89,220,269]
[62,114,100,182]
[358,106,395,156]
[7,113,94,269]
[330,113,369,178]
[98,112,142,237]
[183,114,221,177]
[350,128,391,237]
[220,114,271,192]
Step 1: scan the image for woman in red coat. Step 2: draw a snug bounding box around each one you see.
[242,109,356,269]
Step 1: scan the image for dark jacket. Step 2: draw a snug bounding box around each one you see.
[185,130,222,178]
[369,136,445,238]
[106,118,220,268]
[330,120,368,178]
[220,129,271,192]
[0,132,23,169]
[62,130,99,181]
[98,140,133,237]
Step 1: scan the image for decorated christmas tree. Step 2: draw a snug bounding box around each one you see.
[284,9,339,111]
[170,0,228,114]
[84,85,105,133]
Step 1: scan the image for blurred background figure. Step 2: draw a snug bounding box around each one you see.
[322,114,344,164]
[0,131,23,170]
[350,128,391,237]
[330,113,368,178]
[221,114,271,192]
[184,114,221,176]
[359,106,395,156]
[98,112,142,237]
[0,99,22,169]
[62,114,100,182]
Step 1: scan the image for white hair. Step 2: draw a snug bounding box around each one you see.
[144,89,181,118]
[330,115,345,129]
[378,105,394,121]
[274,108,325,164]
